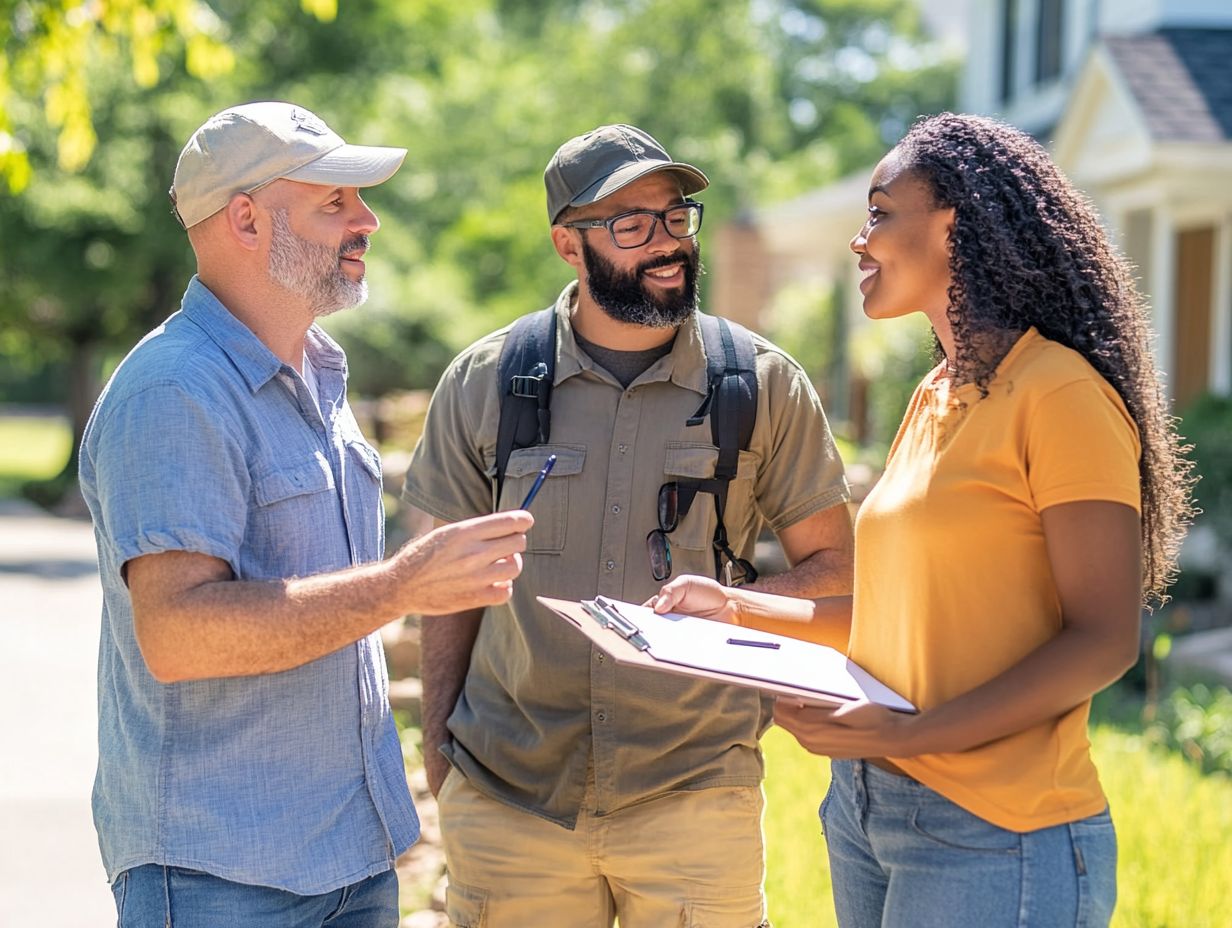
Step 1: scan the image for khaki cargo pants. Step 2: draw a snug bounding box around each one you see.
[438,769,770,927]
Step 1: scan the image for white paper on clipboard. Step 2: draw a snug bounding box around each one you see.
[538,595,915,713]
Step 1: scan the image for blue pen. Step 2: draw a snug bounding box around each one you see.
[519,454,557,509]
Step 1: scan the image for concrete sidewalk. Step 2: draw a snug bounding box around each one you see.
[0,498,447,927]
[0,498,113,925]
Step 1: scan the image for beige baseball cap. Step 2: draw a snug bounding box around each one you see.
[169,101,407,229]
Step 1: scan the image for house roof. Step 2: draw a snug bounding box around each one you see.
[1103,29,1232,142]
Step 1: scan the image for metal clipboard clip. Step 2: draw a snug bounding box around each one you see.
[582,597,651,652]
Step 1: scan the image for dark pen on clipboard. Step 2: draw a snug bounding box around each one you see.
[519,454,557,510]
[726,638,780,649]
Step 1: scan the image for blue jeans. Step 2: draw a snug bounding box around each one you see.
[111,865,399,928]
[820,760,1116,928]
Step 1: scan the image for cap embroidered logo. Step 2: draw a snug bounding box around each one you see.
[290,109,329,135]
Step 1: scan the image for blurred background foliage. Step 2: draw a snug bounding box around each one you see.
[5,10,1232,922]
[1180,394,1232,548]
[1,0,957,487]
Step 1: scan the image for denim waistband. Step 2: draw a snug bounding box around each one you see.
[833,758,927,808]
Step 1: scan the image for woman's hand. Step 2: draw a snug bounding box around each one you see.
[773,698,923,759]
[644,574,736,623]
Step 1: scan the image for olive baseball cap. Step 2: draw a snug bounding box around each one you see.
[170,101,407,229]
[544,124,709,224]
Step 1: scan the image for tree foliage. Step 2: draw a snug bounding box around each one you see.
[1,0,956,493]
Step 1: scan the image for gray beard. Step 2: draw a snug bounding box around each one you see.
[267,209,367,317]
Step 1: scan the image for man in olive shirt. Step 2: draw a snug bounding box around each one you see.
[402,125,853,927]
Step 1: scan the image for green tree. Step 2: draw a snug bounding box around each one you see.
[1,0,243,193]
[2,0,956,502]
[326,0,957,364]
[0,0,344,498]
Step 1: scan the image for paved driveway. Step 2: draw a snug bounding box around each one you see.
[0,499,114,925]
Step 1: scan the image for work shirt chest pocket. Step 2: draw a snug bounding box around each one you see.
[502,445,586,553]
[663,443,760,551]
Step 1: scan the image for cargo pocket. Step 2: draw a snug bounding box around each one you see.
[500,445,585,553]
[444,879,488,927]
[682,897,768,927]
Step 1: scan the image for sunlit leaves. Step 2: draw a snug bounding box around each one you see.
[299,0,336,23]
[184,31,234,77]
[0,0,960,441]
[0,131,33,193]
[2,0,237,182]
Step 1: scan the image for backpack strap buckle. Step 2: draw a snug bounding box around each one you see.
[511,362,550,399]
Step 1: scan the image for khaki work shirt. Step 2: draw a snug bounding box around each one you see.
[402,282,849,828]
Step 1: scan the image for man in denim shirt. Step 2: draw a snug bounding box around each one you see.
[79,102,532,927]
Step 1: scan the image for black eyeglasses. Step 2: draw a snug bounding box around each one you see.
[646,481,758,586]
[557,201,704,249]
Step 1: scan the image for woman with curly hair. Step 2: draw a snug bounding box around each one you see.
[649,112,1193,926]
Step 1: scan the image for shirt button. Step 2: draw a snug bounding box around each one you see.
[605,560,615,571]
[611,504,620,514]
[596,712,607,722]
[618,444,627,454]
[596,653,605,663]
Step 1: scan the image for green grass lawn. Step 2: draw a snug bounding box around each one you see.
[0,414,73,496]
[762,724,1232,928]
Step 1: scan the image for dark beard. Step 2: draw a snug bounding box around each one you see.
[581,237,701,329]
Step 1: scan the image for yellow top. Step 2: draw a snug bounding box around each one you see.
[850,327,1141,831]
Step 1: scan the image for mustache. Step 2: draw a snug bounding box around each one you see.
[636,253,687,274]
[339,234,370,257]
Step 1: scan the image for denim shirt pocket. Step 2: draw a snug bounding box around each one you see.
[254,455,336,506]
[345,439,386,557]
[663,443,759,550]
[247,455,338,573]
[501,445,585,553]
[346,439,383,482]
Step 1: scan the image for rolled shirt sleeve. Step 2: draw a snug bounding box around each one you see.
[90,381,250,578]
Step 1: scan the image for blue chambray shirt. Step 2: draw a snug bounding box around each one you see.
[79,277,419,894]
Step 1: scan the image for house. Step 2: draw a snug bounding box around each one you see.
[713,0,1232,430]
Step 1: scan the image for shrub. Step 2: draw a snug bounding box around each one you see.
[1179,393,1232,546]
[1145,683,1232,777]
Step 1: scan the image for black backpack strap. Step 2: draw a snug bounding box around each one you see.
[693,314,759,584]
[697,314,758,475]
[494,306,557,505]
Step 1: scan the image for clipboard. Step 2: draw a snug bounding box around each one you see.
[538,595,916,713]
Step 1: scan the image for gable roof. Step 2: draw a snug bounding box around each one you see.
[1103,29,1232,142]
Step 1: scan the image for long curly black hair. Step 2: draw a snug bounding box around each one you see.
[894,112,1193,605]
